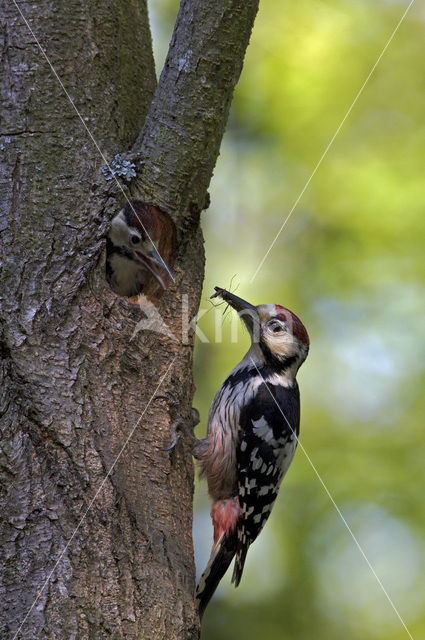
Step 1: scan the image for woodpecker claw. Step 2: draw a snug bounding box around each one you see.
[162,409,200,451]
[153,392,200,450]
[153,391,178,408]
[191,407,200,427]
[161,419,184,451]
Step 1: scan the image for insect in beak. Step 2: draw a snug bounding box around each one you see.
[211,287,260,338]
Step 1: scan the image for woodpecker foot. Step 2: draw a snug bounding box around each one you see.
[154,392,200,450]
[162,408,200,451]
[153,391,178,409]
[191,407,200,428]
[162,419,185,451]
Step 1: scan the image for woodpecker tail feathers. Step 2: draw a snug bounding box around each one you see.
[195,532,237,620]
[231,541,249,587]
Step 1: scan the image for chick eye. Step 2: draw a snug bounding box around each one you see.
[130,235,140,245]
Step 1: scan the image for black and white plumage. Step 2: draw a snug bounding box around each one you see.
[194,287,309,619]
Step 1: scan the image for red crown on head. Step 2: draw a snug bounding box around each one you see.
[124,201,161,242]
[274,304,309,347]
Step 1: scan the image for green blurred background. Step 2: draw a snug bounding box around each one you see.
[152,2,425,638]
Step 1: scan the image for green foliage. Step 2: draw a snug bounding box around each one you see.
[154,1,425,638]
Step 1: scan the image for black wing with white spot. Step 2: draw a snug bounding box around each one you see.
[232,380,300,585]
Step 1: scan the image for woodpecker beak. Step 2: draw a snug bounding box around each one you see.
[136,246,171,290]
[211,287,260,340]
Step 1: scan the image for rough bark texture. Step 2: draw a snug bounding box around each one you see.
[0,1,258,639]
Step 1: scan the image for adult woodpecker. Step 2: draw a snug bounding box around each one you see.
[105,200,177,299]
[194,287,309,619]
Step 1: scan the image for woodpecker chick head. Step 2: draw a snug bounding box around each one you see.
[106,201,177,299]
[211,287,309,374]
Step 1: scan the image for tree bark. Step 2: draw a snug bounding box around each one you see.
[0,1,258,639]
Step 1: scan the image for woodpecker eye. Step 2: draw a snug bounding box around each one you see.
[268,320,284,333]
[130,234,140,245]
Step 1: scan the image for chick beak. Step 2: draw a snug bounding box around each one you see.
[211,287,260,340]
[136,246,171,290]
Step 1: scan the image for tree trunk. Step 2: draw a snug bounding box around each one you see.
[0,1,258,639]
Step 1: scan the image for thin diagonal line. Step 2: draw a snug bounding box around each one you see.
[250,357,414,640]
[249,0,416,284]
[11,0,174,282]
[12,355,177,640]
